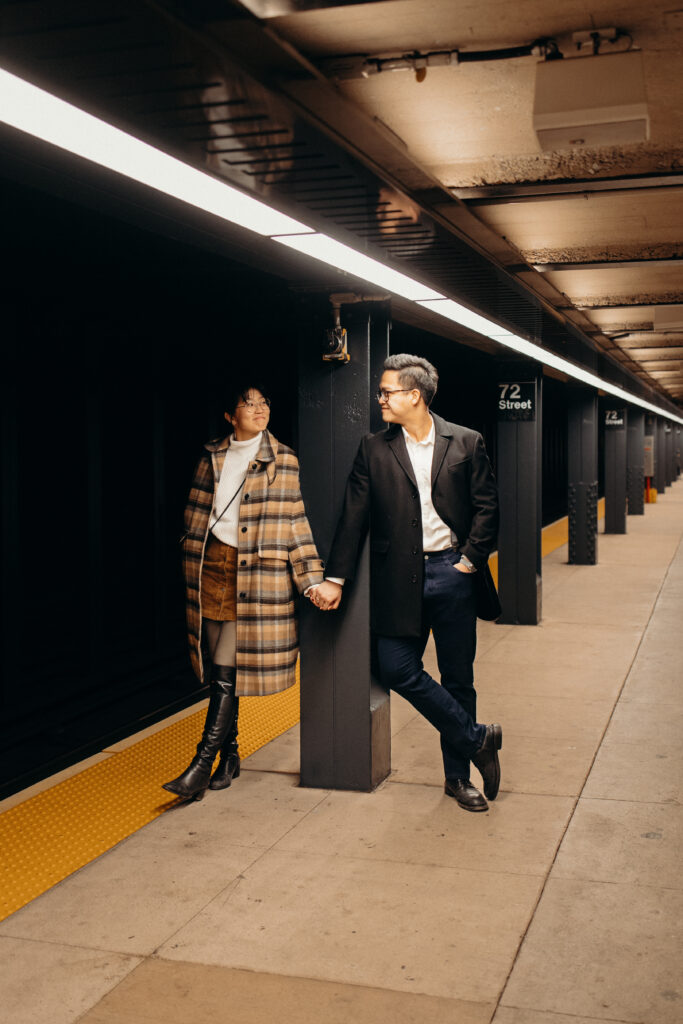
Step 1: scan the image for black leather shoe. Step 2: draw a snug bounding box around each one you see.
[444,778,488,812]
[471,724,502,800]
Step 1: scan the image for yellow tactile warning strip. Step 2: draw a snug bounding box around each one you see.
[489,501,605,585]
[0,506,601,923]
[0,675,300,922]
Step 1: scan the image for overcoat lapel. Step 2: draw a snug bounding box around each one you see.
[386,428,417,488]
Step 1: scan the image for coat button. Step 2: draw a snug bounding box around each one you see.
[412,546,417,555]
[412,491,418,499]
[252,463,258,469]
[410,574,417,583]
[241,526,247,533]
[239,592,246,599]
[240,559,246,566]
[244,493,249,501]
[411,518,418,527]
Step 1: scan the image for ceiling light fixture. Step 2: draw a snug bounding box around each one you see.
[0,67,313,238]
[272,233,444,302]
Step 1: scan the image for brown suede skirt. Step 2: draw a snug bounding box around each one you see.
[201,534,237,621]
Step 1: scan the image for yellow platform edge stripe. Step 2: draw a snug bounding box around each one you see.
[0,676,301,921]
[0,506,598,922]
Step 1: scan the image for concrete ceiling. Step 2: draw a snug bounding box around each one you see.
[1,0,681,407]
[240,0,683,405]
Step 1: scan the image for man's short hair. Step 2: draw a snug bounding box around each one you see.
[384,354,438,406]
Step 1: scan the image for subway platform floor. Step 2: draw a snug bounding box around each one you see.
[1,481,681,1024]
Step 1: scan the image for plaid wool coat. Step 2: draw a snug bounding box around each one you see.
[182,430,324,696]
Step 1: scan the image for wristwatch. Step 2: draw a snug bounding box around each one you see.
[459,555,476,572]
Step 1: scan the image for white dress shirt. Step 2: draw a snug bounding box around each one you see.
[402,418,453,552]
[210,432,262,547]
[323,416,454,589]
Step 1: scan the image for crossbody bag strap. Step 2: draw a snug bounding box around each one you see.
[212,478,245,526]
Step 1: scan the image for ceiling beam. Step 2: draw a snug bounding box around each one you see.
[452,174,683,203]
[533,258,683,273]
[576,301,683,310]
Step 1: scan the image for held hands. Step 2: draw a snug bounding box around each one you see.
[309,580,343,611]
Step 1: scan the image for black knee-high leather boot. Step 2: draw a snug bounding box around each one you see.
[162,666,237,800]
[209,696,240,790]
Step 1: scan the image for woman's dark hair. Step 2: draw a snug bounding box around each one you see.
[224,383,270,419]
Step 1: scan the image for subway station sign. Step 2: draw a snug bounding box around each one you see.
[497,382,535,421]
[604,408,626,430]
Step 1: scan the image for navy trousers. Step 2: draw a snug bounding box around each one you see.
[376,549,485,781]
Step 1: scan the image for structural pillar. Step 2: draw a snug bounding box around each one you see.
[496,370,542,624]
[675,426,682,478]
[297,299,391,791]
[626,408,645,515]
[604,407,627,533]
[654,418,667,494]
[568,387,598,564]
[664,424,674,487]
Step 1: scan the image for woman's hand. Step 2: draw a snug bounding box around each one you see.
[308,581,343,610]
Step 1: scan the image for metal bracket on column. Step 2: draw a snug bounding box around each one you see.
[324,292,389,363]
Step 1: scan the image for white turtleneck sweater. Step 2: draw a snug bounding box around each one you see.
[209,432,262,547]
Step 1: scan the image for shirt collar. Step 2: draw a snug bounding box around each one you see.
[402,417,435,448]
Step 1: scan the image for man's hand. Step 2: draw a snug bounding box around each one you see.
[453,561,475,573]
[309,580,343,610]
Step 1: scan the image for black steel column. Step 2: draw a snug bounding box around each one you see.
[626,408,645,515]
[297,300,391,791]
[644,417,656,500]
[664,424,674,487]
[496,371,542,624]
[568,388,598,564]
[654,418,667,494]
[604,407,627,533]
[676,426,682,478]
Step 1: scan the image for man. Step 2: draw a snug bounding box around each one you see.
[311,354,501,812]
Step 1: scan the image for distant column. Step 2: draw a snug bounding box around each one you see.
[664,424,674,487]
[626,408,645,515]
[568,388,598,564]
[496,370,542,624]
[654,418,667,494]
[604,407,627,533]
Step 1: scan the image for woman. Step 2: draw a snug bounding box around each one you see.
[163,385,324,801]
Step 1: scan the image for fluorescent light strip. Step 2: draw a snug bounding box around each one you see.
[418,298,515,339]
[419,300,683,423]
[0,68,313,237]
[2,66,681,424]
[272,233,444,302]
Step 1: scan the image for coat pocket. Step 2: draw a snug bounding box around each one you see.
[258,546,289,561]
[447,457,472,471]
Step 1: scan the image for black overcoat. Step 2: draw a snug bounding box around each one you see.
[326,413,499,637]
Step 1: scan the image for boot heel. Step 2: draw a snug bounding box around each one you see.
[233,761,241,779]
